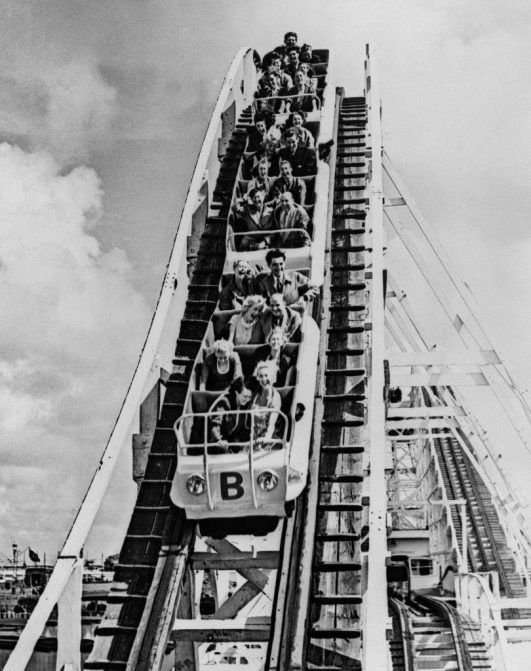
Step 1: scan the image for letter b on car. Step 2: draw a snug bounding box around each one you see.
[220,472,244,500]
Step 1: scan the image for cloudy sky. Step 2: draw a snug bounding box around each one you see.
[1,0,531,561]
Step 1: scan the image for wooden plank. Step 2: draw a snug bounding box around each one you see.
[190,551,279,570]
[171,617,271,642]
[210,581,261,619]
[389,350,500,366]
[391,372,488,387]
[203,538,272,590]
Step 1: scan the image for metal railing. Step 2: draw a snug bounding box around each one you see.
[252,93,321,116]
[227,227,312,251]
[174,408,289,510]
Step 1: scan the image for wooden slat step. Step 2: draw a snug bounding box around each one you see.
[325,368,365,377]
[328,302,365,311]
[319,474,364,484]
[313,594,362,605]
[330,283,366,292]
[327,324,365,334]
[310,628,361,639]
[326,348,364,356]
[320,445,365,454]
[318,503,363,513]
[315,532,361,542]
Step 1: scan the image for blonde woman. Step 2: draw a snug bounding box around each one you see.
[227,295,266,346]
[250,361,281,447]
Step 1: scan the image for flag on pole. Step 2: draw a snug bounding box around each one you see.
[28,548,40,563]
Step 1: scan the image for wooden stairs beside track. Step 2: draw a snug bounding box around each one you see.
[305,96,367,671]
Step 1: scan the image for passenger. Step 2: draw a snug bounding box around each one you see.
[208,377,253,452]
[271,192,310,248]
[282,111,315,148]
[278,128,316,176]
[300,43,322,64]
[284,47,315,82]
[245,133,281,178]
[257,248,317,305]
[200,340,243,391]
[219,260,258,311]
[250,361,282,447]
[232,188,273,251]
[272,31,299,59]
[246,113,270,153]
[285,70,317,114]
[269,159,307,205]
[254,71,287,113]
[254,327,297,387]
[227,295,266,346]
[247,159,275,199]
[266,53,293,91]
[256,293,302,342]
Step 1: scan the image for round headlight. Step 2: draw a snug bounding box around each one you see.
[257,471,279,491]
[186,474,206,495]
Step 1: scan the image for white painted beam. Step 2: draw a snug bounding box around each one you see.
[388,406,465,418]
[389,350,500,366]
[391,372,488,387]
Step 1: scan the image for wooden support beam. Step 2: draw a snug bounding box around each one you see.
[171,617,271,642]
[190,551,279,570]
[391,372,488,387]
[389,350,500,366]
[210,581,261,619]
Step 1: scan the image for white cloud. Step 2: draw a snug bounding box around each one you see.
[0,142,147,554]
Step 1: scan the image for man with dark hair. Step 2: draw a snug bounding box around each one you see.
[300,43,322,64]
[284,47,315,81]
[278,128,316,176]
[273,31,298,58]
[257,249,316,305]
[269,159,306,205]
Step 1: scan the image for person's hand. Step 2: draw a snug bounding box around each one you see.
[217,439,228,451]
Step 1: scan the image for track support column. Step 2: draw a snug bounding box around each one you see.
[363,45,391,669]
[57,556,83,671]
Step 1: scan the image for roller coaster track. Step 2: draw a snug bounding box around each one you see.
[433,430,531,619]
[389,593,493,671]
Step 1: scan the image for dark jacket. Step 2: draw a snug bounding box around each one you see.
[278,145,316,176]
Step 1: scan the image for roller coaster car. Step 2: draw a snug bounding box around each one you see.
[170,312,319,522]
[224,115,322,271]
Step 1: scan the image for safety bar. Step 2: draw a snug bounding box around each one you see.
[227,228,312,251]
[252,93,321,115]
[174,408,289,455]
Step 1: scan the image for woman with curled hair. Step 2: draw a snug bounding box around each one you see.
[200,339,243,391]
[282,110,314,148]
[208,376,253,452]
[227,295,266,346]
[254,327,297,386]
[250,361,282,447]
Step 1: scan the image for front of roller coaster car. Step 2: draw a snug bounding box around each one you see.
[170,314,319,519]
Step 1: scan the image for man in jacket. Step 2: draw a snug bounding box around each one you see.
[257,249,317,305]
[278,128,316,176]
